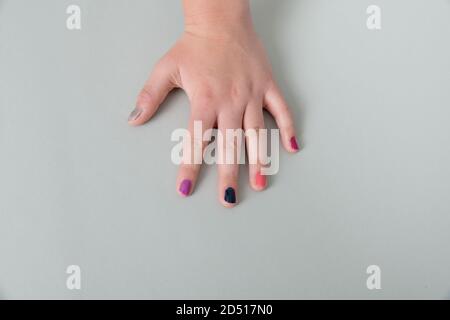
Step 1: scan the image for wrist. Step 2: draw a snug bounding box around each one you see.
[183,0,254,38]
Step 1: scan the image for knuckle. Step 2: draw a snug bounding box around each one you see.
[230,84,241,102]
[280,118,295,132]
[154,55,171,72]
[136,88,153,106]
[194,87,216,109]
[229,82,251,106]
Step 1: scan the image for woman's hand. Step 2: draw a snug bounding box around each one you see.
[128,0,299,207]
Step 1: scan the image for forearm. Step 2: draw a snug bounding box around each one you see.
[183,0,253,35]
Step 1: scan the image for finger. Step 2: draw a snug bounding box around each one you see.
[243,103,267,191]
[217,111,244,208]
[264,82,299,153]
[176,108,215,197]
[128,57,178,126]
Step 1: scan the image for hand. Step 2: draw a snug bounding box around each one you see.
[128,0,299,208]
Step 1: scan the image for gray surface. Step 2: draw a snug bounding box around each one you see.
[1,0,450,299]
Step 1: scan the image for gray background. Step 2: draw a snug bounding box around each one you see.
[1,0,450,299]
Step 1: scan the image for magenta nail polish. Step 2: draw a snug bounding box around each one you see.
[179,179,192,196]
[290,136,299,151]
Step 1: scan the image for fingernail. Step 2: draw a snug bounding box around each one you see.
[128,107,142,121]
[290,136,299,151]
[224,187,236,204]
[255,172,267,188]
[179,179,192,196]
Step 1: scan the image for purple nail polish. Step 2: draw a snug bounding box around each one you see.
[179,179,192,196]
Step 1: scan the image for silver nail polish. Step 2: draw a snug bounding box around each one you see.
[128,107,142,121]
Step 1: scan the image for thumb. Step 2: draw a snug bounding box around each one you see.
[128,56,179,126]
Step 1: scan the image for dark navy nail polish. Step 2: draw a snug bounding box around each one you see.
[224,187,236,204]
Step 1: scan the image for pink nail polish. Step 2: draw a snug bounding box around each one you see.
[179,179,192,196]
[256,172,266,188]
[290,136,299,151]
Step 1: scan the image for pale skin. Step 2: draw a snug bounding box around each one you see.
[128,0,299,208]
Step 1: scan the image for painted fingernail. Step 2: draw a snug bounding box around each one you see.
[128,107,142,121]
[179,179,192,196]
[290,136,299,151]
[224,187,236,204]
[255,172,267,188]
